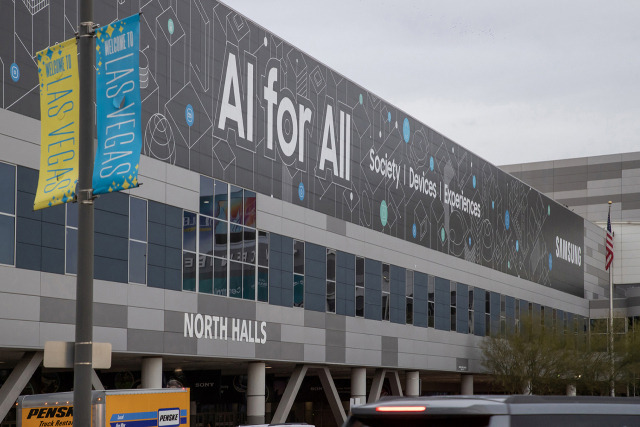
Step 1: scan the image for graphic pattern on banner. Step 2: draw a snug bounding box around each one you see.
[0,0,585,296]
[33,38,79,211]
[94,14,142,195]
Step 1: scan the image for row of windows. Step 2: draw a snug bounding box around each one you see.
[0,162,16,266]
[0,162,590,337]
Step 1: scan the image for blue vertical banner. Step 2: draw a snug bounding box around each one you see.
[94,14,142,195]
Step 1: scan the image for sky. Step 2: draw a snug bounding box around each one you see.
[222,0,640,166]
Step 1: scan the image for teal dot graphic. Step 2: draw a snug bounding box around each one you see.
[516,240,519,252]
[168,19,175,35]
[403,118,410,143]
[548,205,551,216]
[492,201,495,209]
[508,261,511,269]
[440,227,446,242]
[549,253,553,270]
[359,94,363,105]
[380,200,388,226]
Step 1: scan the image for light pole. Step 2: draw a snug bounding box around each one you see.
[73,0,96,424]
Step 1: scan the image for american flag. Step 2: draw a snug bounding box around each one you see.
[606,208,614,271]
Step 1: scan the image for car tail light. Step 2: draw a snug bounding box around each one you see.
[376,406,426,412]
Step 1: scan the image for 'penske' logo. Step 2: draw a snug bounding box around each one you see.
[26,407,73,419]
[158,408,180,427]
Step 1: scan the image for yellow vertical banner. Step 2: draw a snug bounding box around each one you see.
[34,38,80,210]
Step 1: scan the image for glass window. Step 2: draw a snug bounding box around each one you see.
[200,176,214,216]
[229,260,242,298]
[214,258,227,296]
[244,190,256,227]
[451,306,457,331]
[183,211,197,252]
[468,287,474,334]
[356,257,364,287]
[450,281,457,332]
[0,215,14,266]
[355,256,364,317]
[326,281,336,313]
[428,276,435,328]
[258,230,269,267]
[382,263,390,321]
[327,249,336,281]
[258,266,269,302]
[129,240,147,284]
[130,197,147,241]
[382,293,390,321]
[229,223,243,261]
[67,202,78,228]
[243,227,256,264]
[199,255,213,294]
[129,197,148,284]
[0,162,16,215]
[485,292,491,336]
[214,219,228,258]
[355,287,364,317]
[294,240,304,275]
[257,231,269,303]
[199,215,214,255]
[327,249,336,313]
[183,252,197,292]
[243,263,255,300]
[406,270,414,325]
[229,185,243,224]
[0,163,15,266]
[183,210,197,291]
[214,181,228,220]
[294,274,304,307]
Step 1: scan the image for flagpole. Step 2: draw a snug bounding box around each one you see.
[608,200,615,397]
[74,0,96,424]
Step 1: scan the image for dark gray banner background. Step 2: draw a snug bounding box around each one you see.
[0,0,585,297]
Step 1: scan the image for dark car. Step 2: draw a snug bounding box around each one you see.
[343,395,640,427]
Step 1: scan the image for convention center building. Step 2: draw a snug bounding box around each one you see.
[0,0,618,426]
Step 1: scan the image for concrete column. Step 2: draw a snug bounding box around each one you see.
[461,374,474,395]
[141,357,163,389]
[247,362,266,425]
[405,371,420,397]
[351,368,367,408]
[566,384,577,396]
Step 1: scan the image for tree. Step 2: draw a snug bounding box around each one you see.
[481,315,575,394]
[482,314,640,395]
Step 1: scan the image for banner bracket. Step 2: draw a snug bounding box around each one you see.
[77,188,96,205]
[78,21,98,38]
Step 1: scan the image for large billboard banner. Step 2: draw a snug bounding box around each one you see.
[0,1,585,296]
